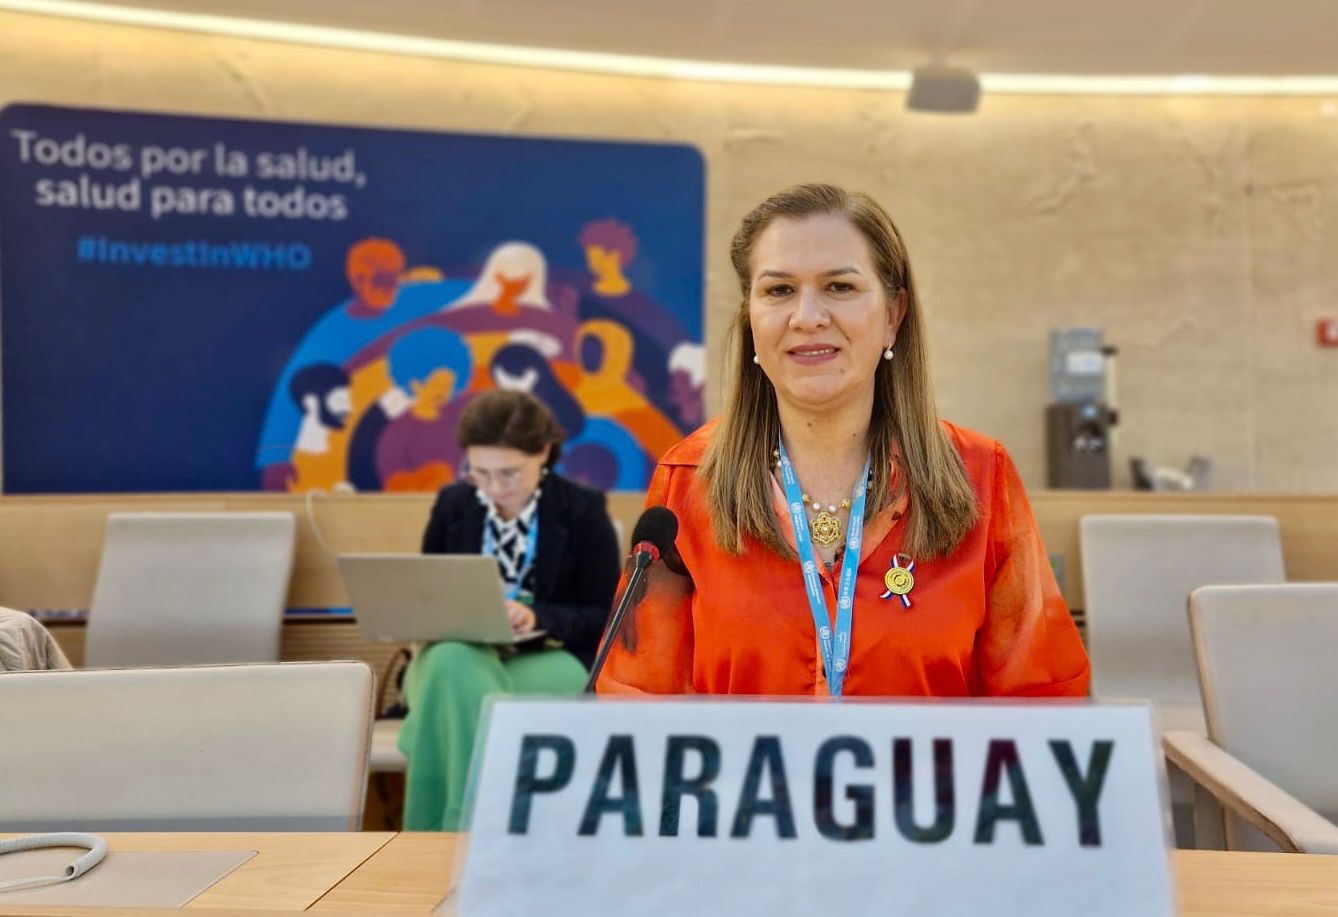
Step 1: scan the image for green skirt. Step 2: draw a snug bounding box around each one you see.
[397,641,588,831]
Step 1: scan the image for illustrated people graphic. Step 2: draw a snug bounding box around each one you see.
[582,219,636,298]
[489,343,586,441]
[286,362,352,492]
[576,219,699,427]
[572,319,681,457]
[429,241,573,382]
[346,238,407,317]
[255,237,468,489]
[667,341,706,429]
[444,242,553,314]
[257,225,702,495]
[375,327,475,492]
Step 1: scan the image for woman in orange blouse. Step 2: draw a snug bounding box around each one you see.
[597,183,1089,698]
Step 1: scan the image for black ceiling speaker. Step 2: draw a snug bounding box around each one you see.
[906,65,981,113]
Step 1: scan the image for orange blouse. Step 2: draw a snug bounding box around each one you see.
[596,420,1090,698]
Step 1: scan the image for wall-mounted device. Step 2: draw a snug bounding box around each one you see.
[1045,327,1118,489]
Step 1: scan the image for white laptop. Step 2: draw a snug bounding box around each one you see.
[337,553,545,645]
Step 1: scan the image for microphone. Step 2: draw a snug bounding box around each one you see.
[583,506,680,693]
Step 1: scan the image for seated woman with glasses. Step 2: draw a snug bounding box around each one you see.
[397,389,621,831]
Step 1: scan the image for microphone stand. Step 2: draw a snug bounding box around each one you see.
[582,545,658,693]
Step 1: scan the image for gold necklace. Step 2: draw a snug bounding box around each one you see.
[800,493,853,547]
[771,447,854,548]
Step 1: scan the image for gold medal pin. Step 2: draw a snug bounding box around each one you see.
[880,553,916,608]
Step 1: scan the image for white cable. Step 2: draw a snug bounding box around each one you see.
[0,833,108,893]
[304,487,335,556]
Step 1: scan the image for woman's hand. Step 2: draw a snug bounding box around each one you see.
[505,600,538,634]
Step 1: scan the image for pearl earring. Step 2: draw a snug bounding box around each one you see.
[883,347,894,361]
[752,354,760,365]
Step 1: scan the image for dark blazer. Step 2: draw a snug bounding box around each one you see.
[421,473,621,669]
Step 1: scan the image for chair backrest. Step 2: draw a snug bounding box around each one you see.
[1190,583,1338,847]
[1080,515,1285,708]
[86,512,296,668]
[0,661,373,831]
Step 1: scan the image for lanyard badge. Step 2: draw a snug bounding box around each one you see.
[777,438,870,698]
[483,519,539,602]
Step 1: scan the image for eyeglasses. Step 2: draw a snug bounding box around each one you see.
[466,466,525,487]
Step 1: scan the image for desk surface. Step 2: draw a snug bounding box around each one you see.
[311,832,458,912]
[0,832,393,914]
[317,836,1338,917]
[3,834,1338,915]
[1176,849,1338,915]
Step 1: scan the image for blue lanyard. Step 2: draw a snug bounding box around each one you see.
[777,438,870,698]
[483,516,539,602]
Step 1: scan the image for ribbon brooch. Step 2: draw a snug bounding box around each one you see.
[880,553,916,608]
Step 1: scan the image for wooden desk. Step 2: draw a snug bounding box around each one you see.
[0,907,423,916]
[1176,849,1338,915]
[0,832,393,913]
[316,834,1338,916]
[2,833,1338,914]
[310,833,458,912]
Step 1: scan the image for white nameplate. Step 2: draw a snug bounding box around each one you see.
[453,699,1173,917]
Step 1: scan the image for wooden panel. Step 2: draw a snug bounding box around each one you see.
[1031,491,1338,611]
[0,499,223,610]
[48,620,409,709]
[260,491,645,606]
[280,621,409,710]
[51,617,411,712]
[606,491,646,545]
[278,620,403,671]
[7,490,1338,618]
[47,623,86,667]
[229,493,432,607]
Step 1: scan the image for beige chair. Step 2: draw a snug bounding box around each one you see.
[86,512,296,668]
[1164,583,1338,853]
[0,661,373,832]
[1080,514,1285,732]
[0,607,71,672]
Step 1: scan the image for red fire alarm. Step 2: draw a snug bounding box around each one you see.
[1319,318,1338,348]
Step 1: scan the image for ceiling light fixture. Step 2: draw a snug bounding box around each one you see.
[5,0,1338,97]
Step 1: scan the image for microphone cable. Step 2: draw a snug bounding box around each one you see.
[0,833,108,894]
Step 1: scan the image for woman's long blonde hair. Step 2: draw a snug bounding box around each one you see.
[699,183,978,559]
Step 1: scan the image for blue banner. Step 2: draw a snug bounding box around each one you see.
[0,104,705,493]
